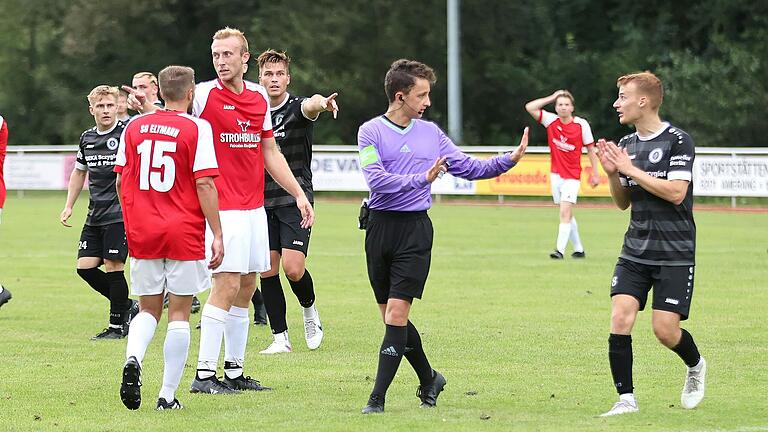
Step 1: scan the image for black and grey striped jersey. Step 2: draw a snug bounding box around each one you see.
[264,94,316,208]
[75,120,126,226]
[618,123,696,266]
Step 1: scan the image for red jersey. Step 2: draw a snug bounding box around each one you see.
[115,110,219,260]
[539,110,595,179]
[0,115,7,209]
[193,79,273,210]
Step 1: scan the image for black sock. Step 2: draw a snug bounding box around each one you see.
[105,270,130,327]
[77,267,110,300]
[671,328,701,368]
[404,321,433,385]
[251,288,264,307]
[371,324,407,396]
[261,275,287,334]
[288,269,315,308]
[608,333,634,395]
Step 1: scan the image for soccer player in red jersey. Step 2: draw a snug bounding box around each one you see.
[526,90,600,259]
[115,65,223,410]
[0,114,10,309]
[125,27,314,394]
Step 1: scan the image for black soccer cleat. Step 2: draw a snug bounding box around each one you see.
[549,250,564,259]
[417,370,447,408]
[127,300,139,323]
[191,296,201,314]
[120,356,142,410]
[190,375,240,394]
[92,326,126,340]
[0,285,11,309]
[156,397,183,410]
[223,374,272,391]
[361,393,385,414]
[571,251,586,258]
[253,303,268,326]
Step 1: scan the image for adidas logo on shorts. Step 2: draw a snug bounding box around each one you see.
[381,346,398,357]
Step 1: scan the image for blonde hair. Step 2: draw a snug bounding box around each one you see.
[617,71,664,110]
[87,85,119,105]
[132,72,158,86]
[213,27,249,54]
[556,90,575,106]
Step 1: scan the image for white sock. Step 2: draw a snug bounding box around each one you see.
[556,223,571,253]
[569,217,584,252]
[125,312,158,365]
[302,304,318,320]
[224,305,250,379]
[159,321,190,403]
[196,303,228,379]
[619,393,637,405]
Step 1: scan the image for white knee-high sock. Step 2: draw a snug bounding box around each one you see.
[196,303,229,378]
[125,312,158,365]
[159,321,190,402]
[224,306,250,379]
[556,223,571,254]
[569,217,584,252]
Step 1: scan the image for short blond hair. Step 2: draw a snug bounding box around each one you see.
[617,71,664,110]
[132,72,158,86]
[556,90,575,106]
[213,27,249,54]
[87,85,119,105]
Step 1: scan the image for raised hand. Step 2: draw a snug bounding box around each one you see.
[323,92,339,119]
[597,139,618,174]
[426,156,448,183]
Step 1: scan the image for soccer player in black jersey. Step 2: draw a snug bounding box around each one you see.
[60,85,137,340]
[596,72,706,416]
[254,49,338,354]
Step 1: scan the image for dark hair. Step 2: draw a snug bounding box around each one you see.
[158,66,195,102]
[384,59,436,103]
[257,49,291,74]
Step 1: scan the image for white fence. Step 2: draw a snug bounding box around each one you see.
[5,145,768,202]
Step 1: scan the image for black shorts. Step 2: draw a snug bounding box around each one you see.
[365,210,433,304]
[610,257,695,320]
[266,205,312,256]
[78,222,128,262]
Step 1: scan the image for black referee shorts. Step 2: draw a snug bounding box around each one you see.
[365,210,433,304]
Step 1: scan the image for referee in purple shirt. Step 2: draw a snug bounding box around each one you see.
[357,59,529,414]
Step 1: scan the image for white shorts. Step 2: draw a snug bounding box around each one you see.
[550,173,581,204]
[130,258,211,296]
[206,208,270,275]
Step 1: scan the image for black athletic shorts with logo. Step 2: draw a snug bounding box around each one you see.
[365,210,433,304]
[77,222,128,262]
[610,257,695,320]
[266,205,312,256]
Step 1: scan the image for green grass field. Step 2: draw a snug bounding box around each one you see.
[0,192,766,431]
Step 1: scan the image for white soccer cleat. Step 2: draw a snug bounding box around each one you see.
[600,399,639,417]
[303,306,324,350]
[259,331,292,354]
[681,357,706,409]
[259,340,292,354]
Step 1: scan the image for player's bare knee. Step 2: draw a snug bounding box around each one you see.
[652,323,680,348]
[283,264,305,282]
[610,309,635,333]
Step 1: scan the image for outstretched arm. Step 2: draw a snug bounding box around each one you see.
[302,92,339,120]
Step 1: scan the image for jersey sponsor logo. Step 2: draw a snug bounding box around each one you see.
[106,137,119,150]
[400,144,411,153]
[552,135,576,152]
[223,105,235,110]
[664,297,680,305]
[649,148,663,163]
[237,118,250,132]
[669,154,691,167]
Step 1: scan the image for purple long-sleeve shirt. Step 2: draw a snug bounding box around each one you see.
[358,115,516,211]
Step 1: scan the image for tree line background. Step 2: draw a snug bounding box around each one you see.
[0,0,765,148]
